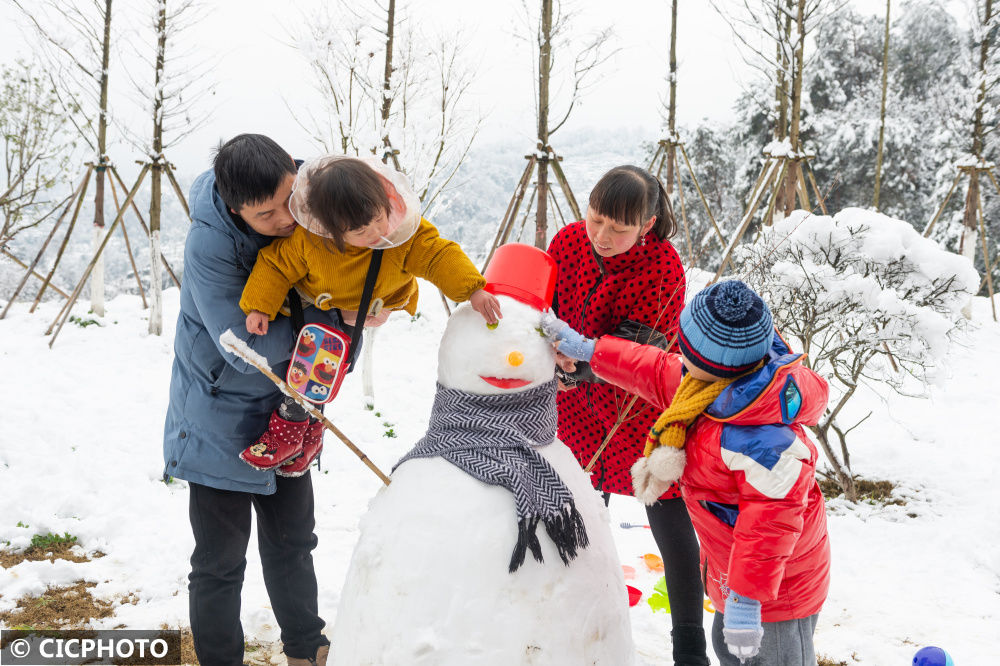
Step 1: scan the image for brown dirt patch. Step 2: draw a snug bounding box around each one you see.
[180,627,200,665]
[170,627,281,666]
[0,543,105,568]
[818,657,850,666]
[818,476,906,505]
[0,582,114,628]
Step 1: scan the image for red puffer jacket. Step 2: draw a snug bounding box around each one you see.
[590,334,831,622]
[548,221,686,497]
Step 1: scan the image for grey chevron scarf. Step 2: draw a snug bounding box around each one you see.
[394,379,589,572]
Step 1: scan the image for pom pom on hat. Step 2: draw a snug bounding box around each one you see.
[678,280,773,379]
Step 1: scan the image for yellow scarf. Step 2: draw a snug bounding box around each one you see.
[643,373,739,457]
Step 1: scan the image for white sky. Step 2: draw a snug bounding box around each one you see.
[0,1,752,174]
[0,0,972,177]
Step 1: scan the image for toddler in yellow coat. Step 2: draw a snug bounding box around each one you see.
[238,155,501,475]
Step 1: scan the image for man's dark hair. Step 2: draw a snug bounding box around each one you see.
[213,134,295,211]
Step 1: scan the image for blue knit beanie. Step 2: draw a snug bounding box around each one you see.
[678,280,774,379]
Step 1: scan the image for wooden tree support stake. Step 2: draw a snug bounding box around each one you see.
[484,145,580,270]
[47,164,150,346]
[712,151,828,282]
[975,180,997,321]
[0,249,70,300]
[106,170,148,308]
[164,163,191,219]
[923,163,998,321]
[1,177,87,319]
[3,168,91,317]
[5,153,190,321]
[648,138,727,257]
[714,158,783,282]
[115,164,181,289]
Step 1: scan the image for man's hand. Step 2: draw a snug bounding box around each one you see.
[246,310,269,335]
[540,312,595,362]
[469,289,502,325]
[723,592,763,663]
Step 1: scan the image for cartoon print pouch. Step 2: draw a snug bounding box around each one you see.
[287,323,351,404]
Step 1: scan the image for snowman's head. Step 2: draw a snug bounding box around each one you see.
[438,296,554,395]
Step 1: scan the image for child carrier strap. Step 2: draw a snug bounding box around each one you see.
[288,290,305,335]
[348,249,384,365]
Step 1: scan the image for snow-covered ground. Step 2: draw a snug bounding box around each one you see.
[1,285,997,664]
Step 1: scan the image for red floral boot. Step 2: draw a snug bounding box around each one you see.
[277,419,324,477]
[239,411,308,471]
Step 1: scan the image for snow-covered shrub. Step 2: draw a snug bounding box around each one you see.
[735,208,979,501]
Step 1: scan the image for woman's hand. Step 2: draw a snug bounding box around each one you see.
[469,289,502,325]
[246,310,269,335]
[554,351,578,373]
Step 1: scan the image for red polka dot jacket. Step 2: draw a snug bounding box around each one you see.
[548,220,686,497]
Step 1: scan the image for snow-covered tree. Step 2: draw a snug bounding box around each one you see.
[735,208,979,502]
[666,124,743,271]
[515,0,616,247]
[0,61,78,248]
[292,0,482,218]
[712,0,846,221]
[14,0,118,317]
[807,2,967,228]
[122,0,212,335]
[952,0,999,287]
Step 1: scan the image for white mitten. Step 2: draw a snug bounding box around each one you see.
[647,445,686,487]
[631,457,675,505]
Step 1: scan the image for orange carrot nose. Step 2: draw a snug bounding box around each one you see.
[507,351,524,367]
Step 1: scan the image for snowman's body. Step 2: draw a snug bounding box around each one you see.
[330,297,634,665]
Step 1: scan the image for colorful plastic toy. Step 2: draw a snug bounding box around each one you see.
[646,576,671,613]
[626,585,642,607]
[913,647,955,666]
[621,565,636,580]
[642,553,664,572]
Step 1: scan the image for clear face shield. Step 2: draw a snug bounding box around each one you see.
[289,155,421,249]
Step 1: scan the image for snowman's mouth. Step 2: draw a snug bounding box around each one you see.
[480,376,532,389]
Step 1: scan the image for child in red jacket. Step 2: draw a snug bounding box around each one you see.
[543,280,831,666]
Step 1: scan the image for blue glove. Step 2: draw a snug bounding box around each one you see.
[723,592,763,663]
[539,312,596,362]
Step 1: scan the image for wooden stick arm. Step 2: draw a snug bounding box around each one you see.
[218,330,391,486]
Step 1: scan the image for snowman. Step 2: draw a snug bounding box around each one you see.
[329,244,634,666]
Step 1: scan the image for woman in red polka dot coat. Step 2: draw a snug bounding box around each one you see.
[548,165,709,666]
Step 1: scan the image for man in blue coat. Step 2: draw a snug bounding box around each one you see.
[163,134,334,666]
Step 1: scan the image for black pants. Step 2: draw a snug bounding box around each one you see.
[188,474,329,665]
[606,493,709,665]
[645,496,705,628]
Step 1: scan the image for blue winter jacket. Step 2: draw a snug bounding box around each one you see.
[162,168,339,494]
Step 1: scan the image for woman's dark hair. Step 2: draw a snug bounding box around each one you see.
[213,134,295,211]
[588,165,677,240]
[305,159,392,251]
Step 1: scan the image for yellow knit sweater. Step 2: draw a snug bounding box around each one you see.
[240,219,486,319]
